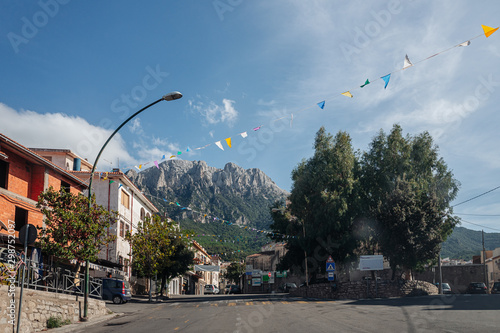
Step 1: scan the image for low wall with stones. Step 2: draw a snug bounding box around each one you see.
[0,285,109,333]
[289,280,438,299]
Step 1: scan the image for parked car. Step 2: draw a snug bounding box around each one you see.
[279,283,297,292]
[434,282,452,294]
[465,282,487,294]
[204,284,219,295]
[227,285,241,294]
[491,282,500,294]
[101,278,132,304]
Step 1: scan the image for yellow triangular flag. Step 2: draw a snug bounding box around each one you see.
[482,25,499,38]
[341,91,353,98]
[225,137,232,148]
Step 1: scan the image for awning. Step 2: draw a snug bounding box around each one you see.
[194,265,220,272]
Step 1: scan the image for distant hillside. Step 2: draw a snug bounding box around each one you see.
[441,226,500,260]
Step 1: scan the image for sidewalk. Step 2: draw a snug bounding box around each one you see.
[49,312,124,333]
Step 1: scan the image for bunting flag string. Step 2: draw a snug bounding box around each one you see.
[118,24,497,173]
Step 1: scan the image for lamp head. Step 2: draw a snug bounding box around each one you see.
[163,91,183,101]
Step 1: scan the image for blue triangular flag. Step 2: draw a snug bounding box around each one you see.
[317,101,325,109]
[381,74,391,89]
[162,155,165,159]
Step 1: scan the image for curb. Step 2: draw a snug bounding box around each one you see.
[48,312,124,332]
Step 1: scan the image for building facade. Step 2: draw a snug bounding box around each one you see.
[30,149,158,282]
[0,134,87,247]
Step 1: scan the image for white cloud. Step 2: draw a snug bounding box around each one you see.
[0,103,136,170]
[189,98,239,126]
[128,118,143,134]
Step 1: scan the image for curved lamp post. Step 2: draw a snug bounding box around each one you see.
[83,91,182,320]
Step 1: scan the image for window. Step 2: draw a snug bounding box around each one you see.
[119,221,125,237]
[61,181,70,193]
[140,208,145,221]
[0,160,8,189]
[121,190,130,209]
[15,207,27,231]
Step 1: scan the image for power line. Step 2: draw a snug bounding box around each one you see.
[455,213,500,217]
[452,185,500,208]
[460,219,500,233]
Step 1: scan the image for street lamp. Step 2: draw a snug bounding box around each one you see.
[83,91,182,320]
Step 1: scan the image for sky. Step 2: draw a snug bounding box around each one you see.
[1,0,499,232]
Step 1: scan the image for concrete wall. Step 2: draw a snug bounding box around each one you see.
[0,285,108,332]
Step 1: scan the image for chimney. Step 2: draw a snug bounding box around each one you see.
[73,158,81,171]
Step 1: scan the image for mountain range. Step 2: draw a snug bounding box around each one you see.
[125,160,289,260]
[441,226,500,260]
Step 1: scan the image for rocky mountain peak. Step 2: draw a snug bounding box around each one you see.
[125,160,289,229]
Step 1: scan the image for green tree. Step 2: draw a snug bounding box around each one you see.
[36,186,117,273]
[270,127,360,279]
[224,262,245,284]
[126,214,175,301]
[360,125,460,279]
[158,227,194,296]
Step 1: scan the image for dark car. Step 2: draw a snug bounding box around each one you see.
[279,283,297,292]
[465,282,487,294]
[228,285,241,294]
[434,282,452,294]
[101,278,132,304]
[491,282,500,294]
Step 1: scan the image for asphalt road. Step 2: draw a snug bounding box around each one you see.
[72,293,500,333]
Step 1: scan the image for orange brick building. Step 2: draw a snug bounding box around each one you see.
[0,133,88,246]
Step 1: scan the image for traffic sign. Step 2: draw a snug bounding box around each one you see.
[328,272,335,281]
[327,256,334,262]
[268,272,272,278]
[19,224,37,246]
[326,262,335,272]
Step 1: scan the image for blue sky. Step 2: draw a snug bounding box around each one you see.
[1,1,500,232]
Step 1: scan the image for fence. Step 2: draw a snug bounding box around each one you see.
[1,255,102,298]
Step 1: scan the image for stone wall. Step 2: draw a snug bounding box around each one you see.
[290,280,438,300]
[413,264,485,293]
[0,285,108,333]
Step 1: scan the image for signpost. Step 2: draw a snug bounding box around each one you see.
[326,256,335,281]
[359,255,384,298]
[17,224,37,333]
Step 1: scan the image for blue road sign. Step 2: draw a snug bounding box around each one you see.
[326,262,335,272]
[328,272,335,281]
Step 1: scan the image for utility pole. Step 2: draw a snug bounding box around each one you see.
[438,249,443,294]
[482,230,489,292]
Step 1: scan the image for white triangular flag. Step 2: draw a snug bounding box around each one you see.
[403,54,413,69]
[458,41,470,47]
[240,132,248,138]
[215,141,224,151]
